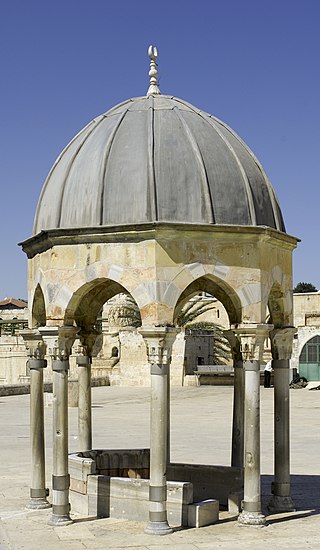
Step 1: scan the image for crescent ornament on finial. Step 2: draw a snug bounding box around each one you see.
[147,44,161,97]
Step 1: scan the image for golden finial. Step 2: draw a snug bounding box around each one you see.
[147,45,161,97]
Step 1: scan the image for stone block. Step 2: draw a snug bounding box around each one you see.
[69,453,96,481]
[84,475,193,526]
[70,478,87,495]
[70,490,89,516]
[228,491,243,514]
[188,499,219,528]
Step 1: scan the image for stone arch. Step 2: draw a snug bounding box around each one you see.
[173,274,242,326]
[31,284,46,328]
[63,278,139,329]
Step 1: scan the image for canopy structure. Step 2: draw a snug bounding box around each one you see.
[20,46,298,532]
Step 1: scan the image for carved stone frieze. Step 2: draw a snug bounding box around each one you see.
[231,324,273,362]
[20,329,46,360]
[39,326,78,360]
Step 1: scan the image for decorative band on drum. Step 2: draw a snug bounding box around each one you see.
[30,488,47,498]
[52,360,69,372]
[149,485,167,502]
[52,474,70,491]
[242,500,261,512]
[149,511,167,522]
[150,363,168,376]
[52,503,70,516]
[29,359,47,370]
[76,356,91,366]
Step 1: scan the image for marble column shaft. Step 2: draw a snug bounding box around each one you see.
[28,358,51,509]
[21,329,50,510]
[140,326,177,536]
[40,325,78,526]
[77,355,92,452]
[268,327,296,512]
[233,324,272,526]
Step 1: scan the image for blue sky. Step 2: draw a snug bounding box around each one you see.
[0,0,319,299]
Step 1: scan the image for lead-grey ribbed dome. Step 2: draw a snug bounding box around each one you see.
[33,95,285,235]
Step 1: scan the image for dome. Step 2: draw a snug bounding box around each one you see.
[33,94,285,235]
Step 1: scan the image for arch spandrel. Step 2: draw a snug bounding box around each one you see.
[30,284,46,328]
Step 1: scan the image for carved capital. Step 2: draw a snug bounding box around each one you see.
[75,327,99,357]
[39,326,78,360]
[232,323,273,362]
[139,326,179,367]
[224,330,242,362]
[270,327,297,361]
[20,329,46,360]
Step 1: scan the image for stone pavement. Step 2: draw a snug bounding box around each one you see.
[0,385,320,549]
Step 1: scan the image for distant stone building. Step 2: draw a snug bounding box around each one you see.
[291,291,320,380]
[0,298,28,384]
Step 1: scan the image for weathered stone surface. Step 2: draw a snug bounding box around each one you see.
[188,499,219,528]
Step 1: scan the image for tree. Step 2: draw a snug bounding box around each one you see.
[177,295,231,364]
[293,282,318,293]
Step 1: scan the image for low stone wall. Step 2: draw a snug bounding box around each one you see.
[167,463,243,508]
[69,449,242,525]
[0,377,109,397]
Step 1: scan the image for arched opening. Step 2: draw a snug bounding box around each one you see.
[31,284,46,328]
[299,335,320,381]
[64,279,143,384]
[64,278,139,329]
[174,275,242,327]
[171,276,243,466]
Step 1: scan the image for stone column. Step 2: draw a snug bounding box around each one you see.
[233,324,272,526]
[40,326,78,526]
[268,327,296,513]
[225,330,244,468]
[21,329,51,510]
[139,326,178,536]
[76,329,98,452]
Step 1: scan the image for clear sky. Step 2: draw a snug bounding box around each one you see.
[0,0,319,299]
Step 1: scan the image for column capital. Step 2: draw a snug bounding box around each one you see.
[139,326,179,366]
[270,327,297,361]
[39,326,78,360]
[231,323,273,362]
[20,328,46,360]
[224,329,242,362]
[74,327,99,357]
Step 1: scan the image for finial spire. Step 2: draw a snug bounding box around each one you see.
[147,45,161,97]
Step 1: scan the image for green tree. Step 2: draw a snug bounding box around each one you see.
[293,282,318,293]
[177,295,231,364]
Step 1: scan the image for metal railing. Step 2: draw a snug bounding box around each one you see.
[0,319,28,336]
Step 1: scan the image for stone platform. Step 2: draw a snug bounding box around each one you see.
[1,386,320,549]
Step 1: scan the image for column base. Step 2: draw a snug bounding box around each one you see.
[238,511,267,526]
[144,521,173,535]
[26,498,51,510]
[48,514,73,526]
[268,495,295,513]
